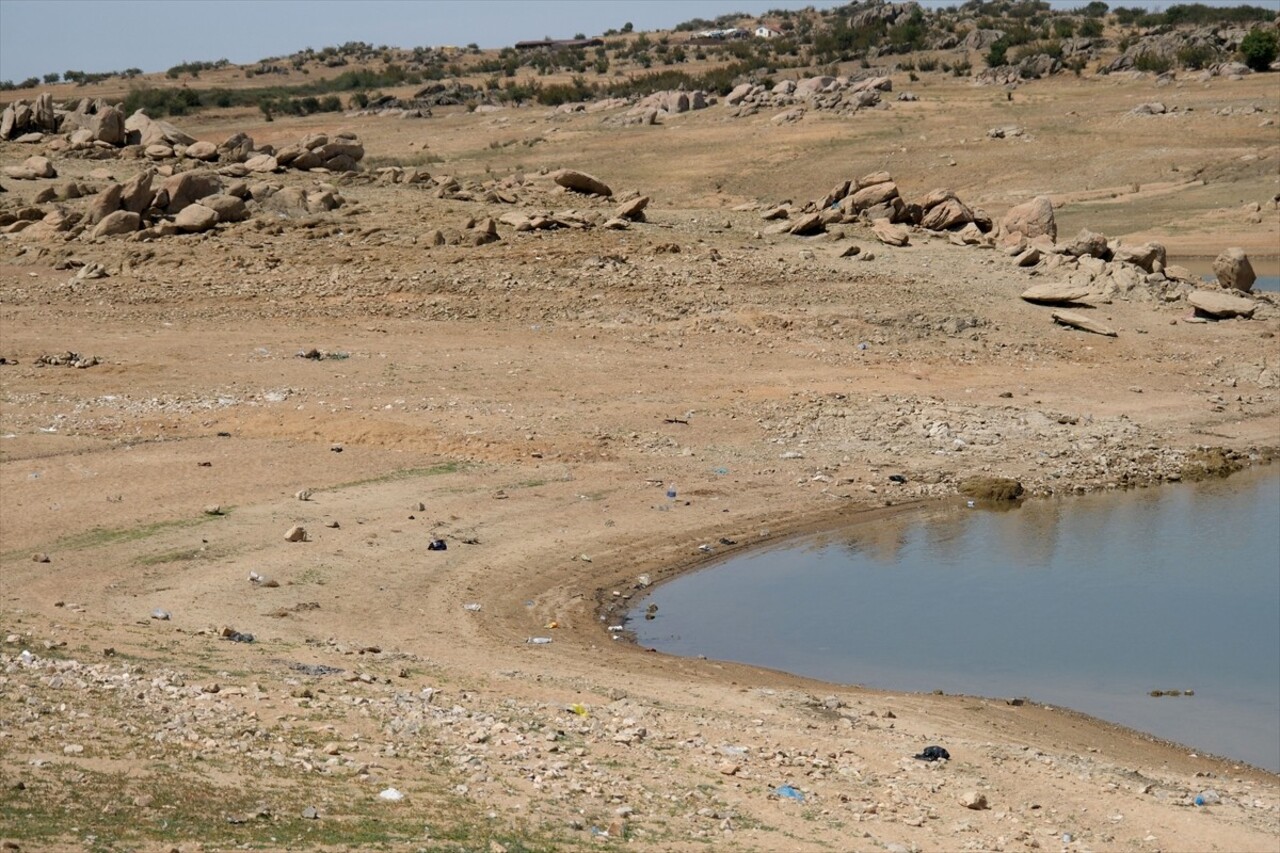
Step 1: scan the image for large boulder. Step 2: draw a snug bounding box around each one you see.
[120,170,154,214]
[201,194,248,223]
[185,140,218,161]
[1000,195,1056,242]
[91,210,140,238]
[920,196,973,231]
[173,203,218,233]
[1212,247,1256,292]
[89,106,126,146]
[125,110,196,147]
[160,171,221,214]
[3,155,56,180]
[1064,228,1110,259]
[1112,241,1167,273]
[218,132,255,162]
[86,183,123,225]
[244,153,279,173]
[846,180,900,212]
[552,168,612,197]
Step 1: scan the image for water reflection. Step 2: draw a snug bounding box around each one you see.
[632,469,1280,771]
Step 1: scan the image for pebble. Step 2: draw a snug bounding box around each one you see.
[284,525,308,542]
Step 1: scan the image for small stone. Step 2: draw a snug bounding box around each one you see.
[960,790,989,810]
[31,553,49,563]
[284,525,307,542]
[302,806,319,820]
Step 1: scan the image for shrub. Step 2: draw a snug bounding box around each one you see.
[1239,27,1278,72]
[1132,52,1173,73]
[986,38,1010,67]
[1176,43,1217,70]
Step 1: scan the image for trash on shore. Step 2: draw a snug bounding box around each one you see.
[774,784,805,802]
[915,745,951,762]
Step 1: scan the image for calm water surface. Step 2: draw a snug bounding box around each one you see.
[632,469,1280,771]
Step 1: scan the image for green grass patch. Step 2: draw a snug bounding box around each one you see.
[317,461,467,493]
[4,513,227,561]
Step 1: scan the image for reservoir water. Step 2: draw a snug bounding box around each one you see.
[631,468,1280,772]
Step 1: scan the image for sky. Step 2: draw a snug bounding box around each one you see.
[0,0,1248,84]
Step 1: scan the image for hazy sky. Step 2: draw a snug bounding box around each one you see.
[0,0,1227,84]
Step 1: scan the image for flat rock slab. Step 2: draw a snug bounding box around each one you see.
[1051,310,1117,337]
[871,219,909,247]
[553,169,612,197]
[1189,289,1256,318]
[1021,282,1092,305]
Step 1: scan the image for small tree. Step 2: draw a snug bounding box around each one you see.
[986,38,1010,67]
[42,72,60,84]
[1239,28,1278,72]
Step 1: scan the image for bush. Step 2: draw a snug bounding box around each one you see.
[1078,18,1104,38]
[1176,44,1217,70]
[986,38,1010,67]
[42,72,60,84]
[1239,28,1278,72]
[1132,52,1173,73]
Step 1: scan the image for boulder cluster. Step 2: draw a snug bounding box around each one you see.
[141,129,366,174]
[1,94,367,176]
[1,94,126,147]
[724,75,892,118]
[757,171,993,244]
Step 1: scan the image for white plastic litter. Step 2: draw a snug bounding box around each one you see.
[378,788,404,801]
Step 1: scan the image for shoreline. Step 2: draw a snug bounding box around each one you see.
[597,462,1280,777]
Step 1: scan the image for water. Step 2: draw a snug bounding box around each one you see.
[1199,274,1280,293]
[631,469,1280,771]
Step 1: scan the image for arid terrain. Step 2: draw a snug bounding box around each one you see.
[1,26,1279,853]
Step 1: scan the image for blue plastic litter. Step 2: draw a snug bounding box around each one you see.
[774,784,805,802]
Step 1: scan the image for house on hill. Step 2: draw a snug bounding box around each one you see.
[754,25,783,38]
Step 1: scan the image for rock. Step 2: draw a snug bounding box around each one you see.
[201,194,248,223]
[1064,228,1110,259]
[173,203,218,233]
[960,791,989,810]
[1000,195,1056,242]
[89,106,126,146]
[315,138,364,161]
[1051,309,1117,336]
[847,180,899,211]
[85,183,123,225]
[91,210,140,238]
[1212,248,1255,292]
[920,196,973,230]
[322,154,359,173]
[1131,102,1167,115]
[1188,289,1256,319]
[1014,247,1041,267]
[218,131,255,162]
[120,170,154,214]
[552,169,612,197]
[18,156,55,179]
[244,154,279,173]
[185,140,218,161]
[160,171,222,214]
[789,212,825,236]
[285,525,308,542]
[144,144,173,160]
[125,110,196,147]
[1112,241,1166,273]
[871,219,909,246]
[614,195,649,221]
[1021,282,1092,305]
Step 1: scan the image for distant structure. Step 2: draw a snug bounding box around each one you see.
[514,38,605,51]
[754,25,783,38]
[691,27,749,41]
